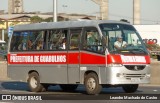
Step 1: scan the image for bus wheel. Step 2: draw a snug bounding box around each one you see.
[122,84,139,93]
[28,72,44,92]
[60,84,78,91]
[84,73,102,95]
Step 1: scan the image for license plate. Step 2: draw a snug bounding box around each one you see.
[131,78,140,82]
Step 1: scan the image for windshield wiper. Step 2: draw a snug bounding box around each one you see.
[130,48,147,54]
[109,48,147,54]
[109,49,136,54]
[122,49,136,54]
[109,50,121,54]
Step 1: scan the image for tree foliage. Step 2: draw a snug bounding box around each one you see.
[44,17,53,22]
[30,16,44,23]
[30,16,70,23]
[0,20,4,25]
[9,21,20,26]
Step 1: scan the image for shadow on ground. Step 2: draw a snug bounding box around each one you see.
[1,81,29,91]
[0,81,143,94]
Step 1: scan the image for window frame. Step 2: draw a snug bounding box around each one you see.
[81,27,104,54]
[46,29,68,51]
[68,28,82,51]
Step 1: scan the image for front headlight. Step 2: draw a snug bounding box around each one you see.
[145,74,151,78]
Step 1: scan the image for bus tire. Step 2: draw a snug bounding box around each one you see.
[60,84,78,91]
[122,84,138,93]
[84,73,102,95]
[28,72,44,92]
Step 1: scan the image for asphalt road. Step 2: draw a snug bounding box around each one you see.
[0,81,160,103]
[0,81,160,94]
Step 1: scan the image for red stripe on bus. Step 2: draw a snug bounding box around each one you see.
[80,52,106,64]
[107,54,151,64]
[8,52,150,65]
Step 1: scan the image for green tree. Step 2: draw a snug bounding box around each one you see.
[0,19,4,25]
[9,21,20,26]
[30,16,44,23]
[44,17,53,22]
[44,17,69,22]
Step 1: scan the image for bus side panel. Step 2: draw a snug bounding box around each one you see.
[67,52,80,84]
[7,64,30,82]
[8,51,68,84]
[33,64,68,84]
[80,65,106,84]
[99,66,107,84]
[68,64,80,84]
[80,51,107,84]
[8,64,68,84]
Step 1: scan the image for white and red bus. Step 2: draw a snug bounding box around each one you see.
[7,20,151,95]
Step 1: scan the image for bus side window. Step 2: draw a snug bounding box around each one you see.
[82,28,103,53]
[29,31,45,51]
[48,30,67,51]
[10,32,18,51]
[69,29,81,50]
[10,32,28,51]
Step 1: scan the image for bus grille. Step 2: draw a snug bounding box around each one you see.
[124,65,146,71]
[123,74,146,78]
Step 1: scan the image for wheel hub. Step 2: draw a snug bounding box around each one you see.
[30,77,38,88]
[87,78,96,91]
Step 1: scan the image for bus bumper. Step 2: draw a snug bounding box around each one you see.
[105,65,151,85]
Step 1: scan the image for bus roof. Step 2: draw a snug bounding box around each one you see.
[13,20,130,31]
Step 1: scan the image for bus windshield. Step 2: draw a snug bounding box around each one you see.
[99,23,148,55]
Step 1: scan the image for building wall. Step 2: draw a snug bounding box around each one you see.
[0,16,31,29]
[8,0,13,14]
[8,0,24,14]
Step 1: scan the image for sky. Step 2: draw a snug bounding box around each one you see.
[0,0,160,24]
